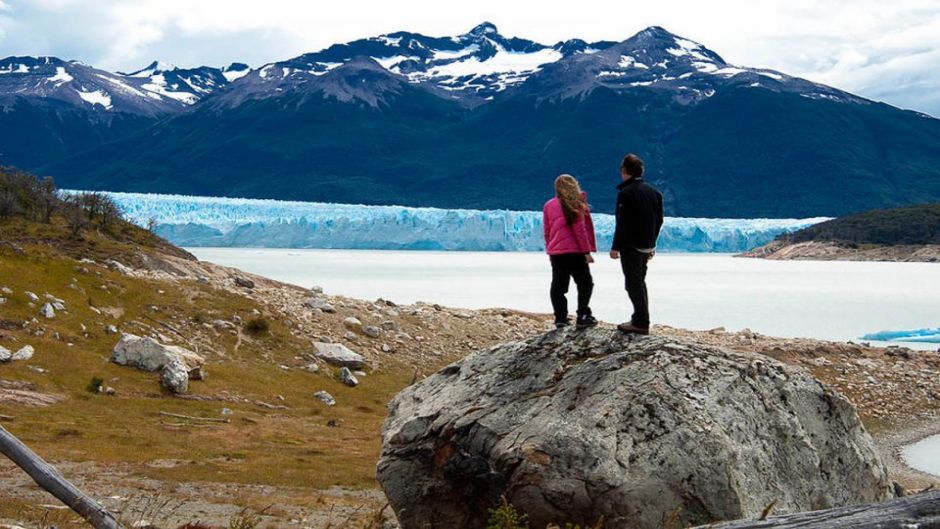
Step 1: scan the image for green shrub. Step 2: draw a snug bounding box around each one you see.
[86,376,104,394]
[488,497,529,529]
[243,317,270,336]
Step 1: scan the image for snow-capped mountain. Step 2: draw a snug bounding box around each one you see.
[0,56,245,117]
[519,27,864,105]
[0,56,185,116]
[228,22,615,105]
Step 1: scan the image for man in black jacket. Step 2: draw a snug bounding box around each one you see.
[609,154,664,334]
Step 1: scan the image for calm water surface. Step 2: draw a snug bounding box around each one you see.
[189,248,940,348]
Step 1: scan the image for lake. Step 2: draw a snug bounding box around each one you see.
[903,434,940,477]
[189,248,940,349]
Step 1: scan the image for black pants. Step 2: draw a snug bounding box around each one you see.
[549,253,593,324]
[620,248,650,327]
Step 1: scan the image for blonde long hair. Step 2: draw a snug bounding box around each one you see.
[555,174,587,225]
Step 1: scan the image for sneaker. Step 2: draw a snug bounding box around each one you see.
[555,320,570,329]
[575,314,598,329]
[617,322,650,335]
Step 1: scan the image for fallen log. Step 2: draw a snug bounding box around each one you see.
[696,490,940,529]
[0,424,121,529]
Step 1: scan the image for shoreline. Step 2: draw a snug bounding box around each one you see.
[740,240,940,263]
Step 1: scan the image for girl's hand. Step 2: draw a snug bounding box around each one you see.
[585,254,595,264]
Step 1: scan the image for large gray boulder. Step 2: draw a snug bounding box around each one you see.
[313,342,364,369]
[377,328,892,529]
[161,360,190,394]
[111,333,204,375]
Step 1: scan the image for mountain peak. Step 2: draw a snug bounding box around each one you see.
[468,22,499,37]
[123,60,176,77]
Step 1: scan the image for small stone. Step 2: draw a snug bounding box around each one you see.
[105,325,118,334]
[234,277,255,289]
[343,317,363,332]
[382,344,391,353]
[12,345,34,361]
[381,320,397,331]
[304,363,320,373]
[0,287,11,295]
[221,408,234,416]
[0,345,11,363]
[303,297,335,313]
[0,297,6,305]
[339,367,359,387]
[313,390,336,406]
[40,303,55,319]
[105,386,116,396]
[25,291,39,302]
[52,301,66,311]
[160,360,190,394]
[363,326,382,338]
[310,285,324,294]
[344,331,359,342]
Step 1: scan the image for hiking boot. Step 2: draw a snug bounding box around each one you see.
[575,314,598,329]
[554,319,570,329]
[617,322,650,335]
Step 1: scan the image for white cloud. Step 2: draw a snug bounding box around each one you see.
[0,0,938,115]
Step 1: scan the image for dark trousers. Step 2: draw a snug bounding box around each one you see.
[620,248,650,327]
[549,253,594,324]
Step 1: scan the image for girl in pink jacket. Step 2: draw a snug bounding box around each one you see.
[543,174,598,329]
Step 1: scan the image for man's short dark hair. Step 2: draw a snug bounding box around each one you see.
[621,154,644,179]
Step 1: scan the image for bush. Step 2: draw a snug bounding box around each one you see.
[86,376,104,394]
[243,317,270,336]
[488,498,529,529]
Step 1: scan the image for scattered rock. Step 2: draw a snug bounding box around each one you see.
[24,291,39,302]
[339,367,359,387]
[0,286,11,294]
[313,390,336,406]
[11,345,33,361]
[378,328,892,529]
[221,407,234,416]
[0,297,6,305]
[303,297,335,313]
[310,285,324,294]
[234,276,255,289]
[40,303,55,319]
[343,317,363,332]
[304,363,320,373]
[381,321,397,331]
[160,360,190,394]
[363,326,382,338]
[105,325,118,334]
[0,346,10,363]
[106,260,133,275]
[111,333,205,375]
[313,342,365,369]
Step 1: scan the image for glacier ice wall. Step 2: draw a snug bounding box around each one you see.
[861,328,940,344]
[94,191,828,252]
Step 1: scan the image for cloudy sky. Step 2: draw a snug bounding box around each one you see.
[1,0,938,116]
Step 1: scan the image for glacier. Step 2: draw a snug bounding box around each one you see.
[861,328,940,344]
[93,191,828,252]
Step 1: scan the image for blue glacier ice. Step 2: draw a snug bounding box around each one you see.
[91,191,828,252]
[861,328,940,344]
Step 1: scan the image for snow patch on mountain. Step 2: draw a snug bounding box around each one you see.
[77,89,112,109]
[96,191,828,252]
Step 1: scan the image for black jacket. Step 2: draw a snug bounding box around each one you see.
[611,177,664,251]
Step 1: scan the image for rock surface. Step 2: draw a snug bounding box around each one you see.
[111,333,205,374]
[161,360,189,394]
[12,345,33,361]
[339,367,359,387]
[377,328,892,529]
[313,342,364,369]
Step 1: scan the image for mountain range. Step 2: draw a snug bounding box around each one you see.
[2,23,938,217]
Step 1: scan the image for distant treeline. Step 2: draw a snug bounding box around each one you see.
[784,203,940,246]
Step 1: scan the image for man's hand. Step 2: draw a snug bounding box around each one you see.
[585,254,595,264]
[609,250,620,260]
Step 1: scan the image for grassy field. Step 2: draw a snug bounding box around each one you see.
[0,216,461,527]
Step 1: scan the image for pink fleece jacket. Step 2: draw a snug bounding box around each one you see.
[543,194,597,255]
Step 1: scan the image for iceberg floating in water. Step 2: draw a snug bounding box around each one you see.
[88,191,828,252]
[861,328,940,344]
